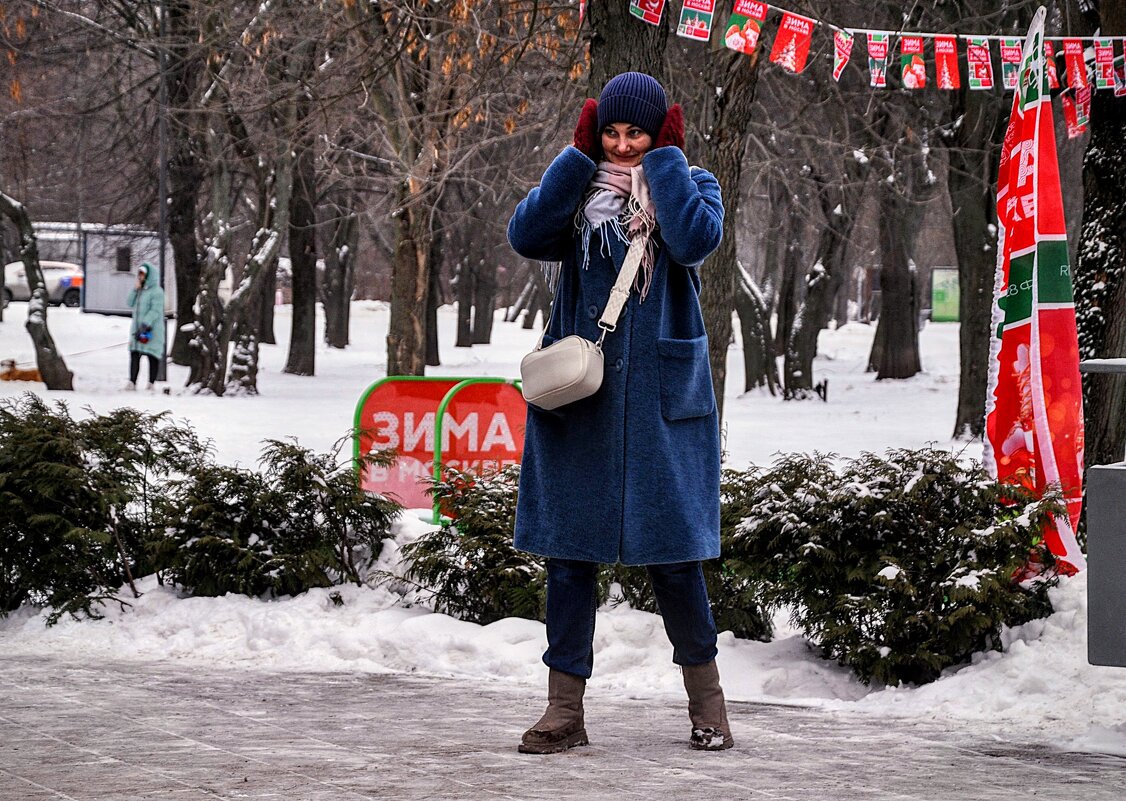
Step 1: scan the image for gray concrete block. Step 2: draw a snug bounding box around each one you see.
[1087,462,1126,667]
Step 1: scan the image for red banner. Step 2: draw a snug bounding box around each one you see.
[1062,94,1086,138]
[677,0,717,41]
[833,30,854,82]
[770,12,815,74]
[935,36,960,89]
[900,35,926,89]
[629,0,666,26]
[1063,38,1087,88]
[1045,41,1059,89]
[867,33,889,88]
[1094,39,1115,89]
[967,38,994,90]
[724,0,768,55]
[986,10,1086,573]
[1001,38,1022,90]
[355,378,526,510]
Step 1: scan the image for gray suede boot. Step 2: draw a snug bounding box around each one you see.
[519,669,589,754]
[682,660,734,751]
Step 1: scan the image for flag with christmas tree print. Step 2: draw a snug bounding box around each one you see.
[900,35,926,89]
[833,29,854,81]
[629,0,666,26]
[677,0,716,41]
[724,0,768,56]
[935,36,960,89]
[1094,38,1115,89]
[1063,38,1087,87]
[1001,38,1022,90]
[967,38,994,89]
[867,33,889,87]
[985,7,1086,573]
[769,11,815,73]
[1062,93,1086,138]
[1045,41,1060,89]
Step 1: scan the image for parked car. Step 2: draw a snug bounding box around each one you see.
[3,261,84,308]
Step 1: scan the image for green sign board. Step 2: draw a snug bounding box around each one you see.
[931,267,960,322]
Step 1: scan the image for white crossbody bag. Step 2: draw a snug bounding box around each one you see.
[520,233,646,411]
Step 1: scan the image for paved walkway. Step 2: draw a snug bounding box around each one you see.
[0,655,1122,801]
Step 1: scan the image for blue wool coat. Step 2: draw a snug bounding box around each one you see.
[127,263,166,359]
[508,145,724,565]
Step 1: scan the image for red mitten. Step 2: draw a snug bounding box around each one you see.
[654,103,685,152]
[572,98,601,160]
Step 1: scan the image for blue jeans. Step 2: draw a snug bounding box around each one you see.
[543,558,718,679]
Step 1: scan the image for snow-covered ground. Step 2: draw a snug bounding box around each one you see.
[1,301,1122,756]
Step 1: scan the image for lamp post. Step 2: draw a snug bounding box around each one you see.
[157,0,169,383]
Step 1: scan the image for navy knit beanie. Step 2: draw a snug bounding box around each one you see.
[597,72,668,138]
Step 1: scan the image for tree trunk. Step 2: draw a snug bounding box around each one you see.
[689,49,761,425]
[587,0,670,91]
[387,181,431,376]
[258,259,277,345]
[1077,1,1126,468]
[322,198,358,349]
[471,254,498,344]
[0,190,73,390]
[946,88,1004,439]
[284,130,317,375]
[735,264,778,394]
[455,259,474,347]
[868,124,935,380]
[425,242,442,367]
[784,164,869,398]
[166,0,205,367]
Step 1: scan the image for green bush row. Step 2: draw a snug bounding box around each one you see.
[401,449,1062,687]
[0,394,400,623]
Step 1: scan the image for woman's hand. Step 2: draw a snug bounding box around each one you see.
[654,103,685,152]
[572,99,601,161]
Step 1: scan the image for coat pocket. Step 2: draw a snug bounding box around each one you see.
[656,335,715,421]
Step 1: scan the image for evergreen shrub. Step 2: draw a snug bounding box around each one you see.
[405,465,773,640]
[728,448,1061,686]
[157,440,400,598]
[401,466,546,625]
[0,394,204,623]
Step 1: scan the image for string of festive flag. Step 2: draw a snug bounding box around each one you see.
[623,0,1126,136]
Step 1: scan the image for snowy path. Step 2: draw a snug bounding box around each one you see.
[1,657,1122,801]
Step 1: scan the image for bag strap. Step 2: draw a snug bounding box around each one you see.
[535,229,648,352]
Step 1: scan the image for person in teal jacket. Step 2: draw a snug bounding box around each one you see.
[508,73,732,755]
[126,261,165,390]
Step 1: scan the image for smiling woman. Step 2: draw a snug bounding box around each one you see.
[507,71,732,755]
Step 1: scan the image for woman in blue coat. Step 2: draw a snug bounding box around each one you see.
[508,73,732,754]
[126,261,165,391]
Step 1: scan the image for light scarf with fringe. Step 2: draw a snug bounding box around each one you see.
[541,162,658,301]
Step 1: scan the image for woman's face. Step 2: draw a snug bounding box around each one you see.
[601,123,652,168]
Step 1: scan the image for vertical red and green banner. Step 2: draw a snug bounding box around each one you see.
[867,33,889,88]
[1063,38,1087,88]
[629,0,666,26]
[967,38,994,89]
[935,36,960,89]
[723,0,768,56]
[900,35,926,89]
[985,7,1086,573]
[1094,38,1115,89]
[1115,59,1126,97]
[677,0,716,41]
[1044,41,1060,89]
[769,11,815,73]
[833,29,854,81]
[1001,38,1022,90]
